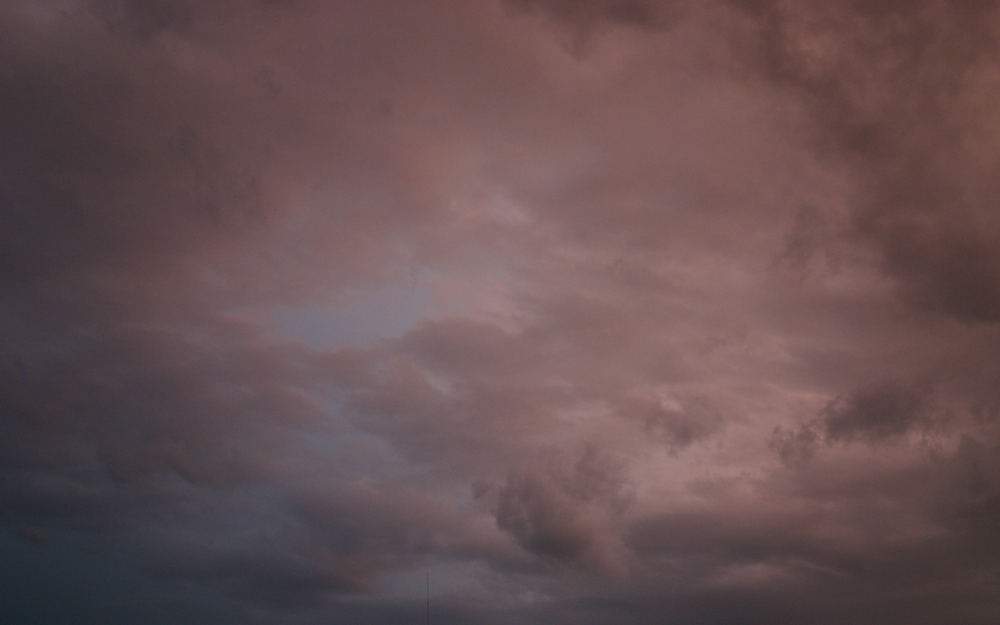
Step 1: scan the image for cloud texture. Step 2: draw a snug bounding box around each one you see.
[3,1,1000,623]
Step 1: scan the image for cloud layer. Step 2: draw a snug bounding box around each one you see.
[3,1,1000,623]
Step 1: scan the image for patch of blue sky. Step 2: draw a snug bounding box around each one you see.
[267,279,433,349]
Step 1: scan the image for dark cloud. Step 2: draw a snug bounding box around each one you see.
[506,0,663,29]
[496,473,599,562]
[90,0,194,41]
[821,379,934,443]
[770,380,938,465]
[871,218,1000,323]
[4,0,1000,623]
[769,422,820,465]
[490,448,631,574]
[623,436,1000,624]
[502,0,685,58]
[625,392,724,452]
[728,0,1000,322]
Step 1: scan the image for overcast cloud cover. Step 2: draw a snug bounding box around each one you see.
[3,1,1000,623]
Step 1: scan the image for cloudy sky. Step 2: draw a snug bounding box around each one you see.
[4,1,1000,623]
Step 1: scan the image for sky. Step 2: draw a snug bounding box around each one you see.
[3,1,1000,623]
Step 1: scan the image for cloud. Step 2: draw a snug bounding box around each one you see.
[505,0,665,30]
[820,380,933,443]
[4,1,1000,623]
[489,447,632,575]
[727,0,1000,322]
[89,0,194,41]
[769,379,939,465]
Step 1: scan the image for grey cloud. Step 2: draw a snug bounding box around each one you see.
[338,304,725,476]
[1,315,323,486]
[90,0,194,41]
[821,379,933,443]
[5,1,1000,623]
[870,217,1000,323]
[770,380,937,465]
[496,472,598,561]
[491,449,631,575]
[622,439,1000,624]
[625,393,723,452]
[0,0,479,308]
[505,0,664,30]
[769,423,820,465]
[288,479,520,568]
[501,0,689,60]
[149,540,372,607]
[730,0,1000,322]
